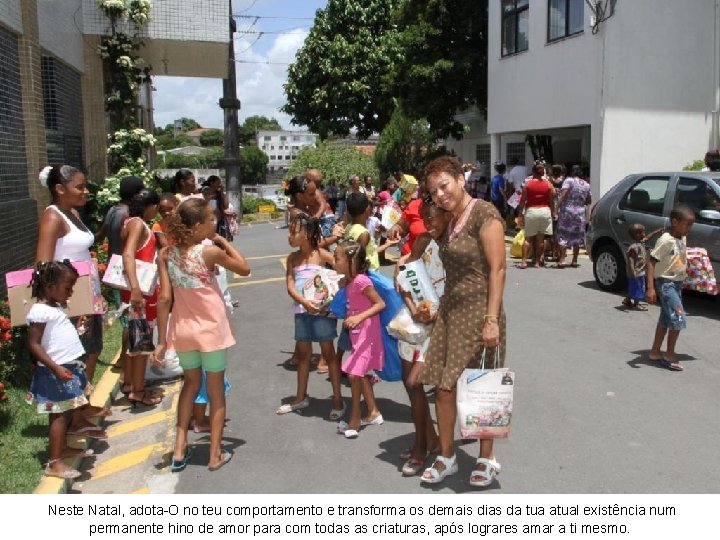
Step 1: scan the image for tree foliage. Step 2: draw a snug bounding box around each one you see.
[392,0,488,139]
[282,0,403,139]
[199,129,224,147]
[239,145,269,184]
[162,148,225,170]
[239,115,282,145]
[375,103,436,177]
[154,133,193,150]
[287,141,378,186]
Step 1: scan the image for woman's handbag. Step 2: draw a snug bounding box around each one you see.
[102,254,158,296]
[127,307,154,356]
[456,347,514,439]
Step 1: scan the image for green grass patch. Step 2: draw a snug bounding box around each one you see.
[0,323,121,493]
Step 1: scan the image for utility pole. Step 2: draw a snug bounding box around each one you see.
[221,0,242,218]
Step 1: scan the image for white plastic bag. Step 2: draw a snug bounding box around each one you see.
[396,260,440,316]
[386,306,427,344]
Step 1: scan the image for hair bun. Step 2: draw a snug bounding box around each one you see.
[38,166,53,187]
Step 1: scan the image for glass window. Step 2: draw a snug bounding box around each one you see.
[619,176,669,215]
[502,0,529,57]
[263,136,270,141]
[506,142,526,165]
[280,136,287,141]
[285,155,291,160]
[270,155,276,160]
[675,177,720,224]
[475,144,491,165]
[548,0,584,42]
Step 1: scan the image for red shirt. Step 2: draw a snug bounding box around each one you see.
[524,178,552,208]
[401,198,427,255]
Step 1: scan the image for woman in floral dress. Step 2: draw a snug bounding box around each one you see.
[556,165,592,267]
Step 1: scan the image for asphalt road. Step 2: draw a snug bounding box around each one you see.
[167,221,720,494]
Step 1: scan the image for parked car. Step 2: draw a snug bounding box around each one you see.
[241,184,288,210]
[587,171,720,291]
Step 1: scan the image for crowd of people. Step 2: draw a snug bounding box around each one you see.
[24,151,695,487]
[27,166,246,478]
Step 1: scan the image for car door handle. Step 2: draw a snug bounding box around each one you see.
[615,215,626,223]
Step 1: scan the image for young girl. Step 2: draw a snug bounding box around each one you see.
[26,261,98,479]
[278,215,344,417]
[154,198,250,471]
[394,201,448,475]
[121,189,162,407]
[334,240,386,438]
[152,193,178,249]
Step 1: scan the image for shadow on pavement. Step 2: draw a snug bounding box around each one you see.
[627,350,696,370]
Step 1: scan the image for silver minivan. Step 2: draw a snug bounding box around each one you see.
[587,171,720,291]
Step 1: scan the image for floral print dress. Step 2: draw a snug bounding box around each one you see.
[556,177,591,248]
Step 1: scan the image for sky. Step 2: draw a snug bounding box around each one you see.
[152,0,327,131]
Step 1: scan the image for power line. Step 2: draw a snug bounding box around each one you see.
[234,14,314,20]
[237,28,310,35]
[235,0,259,15]
[234,59,291,65]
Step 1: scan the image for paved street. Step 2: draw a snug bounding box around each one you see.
[74,220,720,494]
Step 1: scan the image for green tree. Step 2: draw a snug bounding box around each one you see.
[199,129,224,147]
[375,103,436,177]
[239,115,282,145]
[239,145,269,184]
[282,0,403,139]
[392,0,488,139]
[287,141,379,186]
[163,147,225,169]
[155,132,194,150]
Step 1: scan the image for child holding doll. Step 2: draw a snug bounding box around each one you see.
[393,201,449,475]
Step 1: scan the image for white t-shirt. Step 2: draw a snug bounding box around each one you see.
[26,303,85,366]
[366,215,381,240]
[507,165,528,192]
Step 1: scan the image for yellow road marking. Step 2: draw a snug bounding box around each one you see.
[228,276,285,288]
[92,443,165,480]
[107,410,173,438]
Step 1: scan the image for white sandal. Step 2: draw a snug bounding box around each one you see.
[276,396,310,415]
[469,457,501,487]
[420,454,457,484]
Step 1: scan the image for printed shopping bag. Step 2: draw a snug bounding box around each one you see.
[127,308,154,356]
[101,254,158,296]
[456,348,514,439]
[510,230,525,258]
[683,247,718,295]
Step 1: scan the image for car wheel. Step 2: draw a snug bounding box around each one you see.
[593,243,627,292]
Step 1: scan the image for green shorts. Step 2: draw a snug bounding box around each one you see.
[176,349,227,373]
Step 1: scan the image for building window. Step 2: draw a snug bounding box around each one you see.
[285,155,290,160]
[264,136,271,141]
[506,142,526,165]
[548,0,584,42]
[475,144,491,165]
[270,155,276,160]
[501,0,529,57]
[292,136,300,142]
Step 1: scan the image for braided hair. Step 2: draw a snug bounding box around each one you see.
[336,239,368,279]
[290,213,322,249]
[31,260,79,301]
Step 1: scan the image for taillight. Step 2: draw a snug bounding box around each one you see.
[589,202,598,221]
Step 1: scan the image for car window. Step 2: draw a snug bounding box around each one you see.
[675,176,720,224]
[618,176,669,215]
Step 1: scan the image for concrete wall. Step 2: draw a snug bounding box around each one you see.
[487,0,718,198]
[487,0,601,134]
[81,0,228,42]
[37,0,85,72]
[0,0,23,34]
[597,1,716,193]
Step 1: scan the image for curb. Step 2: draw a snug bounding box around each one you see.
[34,349,121,494]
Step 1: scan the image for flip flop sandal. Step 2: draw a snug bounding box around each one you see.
[402,456,427,476]
[44,459,81,479]
[658,358,684,371]
[67,426,108,440]
[208,450,233,471]
[328,403,346,421]
[470,457,501,487]
[276,396,310,415]
[170,446,193,472]
[62,448,95,459]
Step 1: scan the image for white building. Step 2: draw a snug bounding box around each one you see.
[257,130,318,175]
[447,1,720,198]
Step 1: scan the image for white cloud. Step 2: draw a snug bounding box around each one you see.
[152,29,308,131]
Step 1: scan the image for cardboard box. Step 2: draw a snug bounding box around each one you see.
[5,261,105,326]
